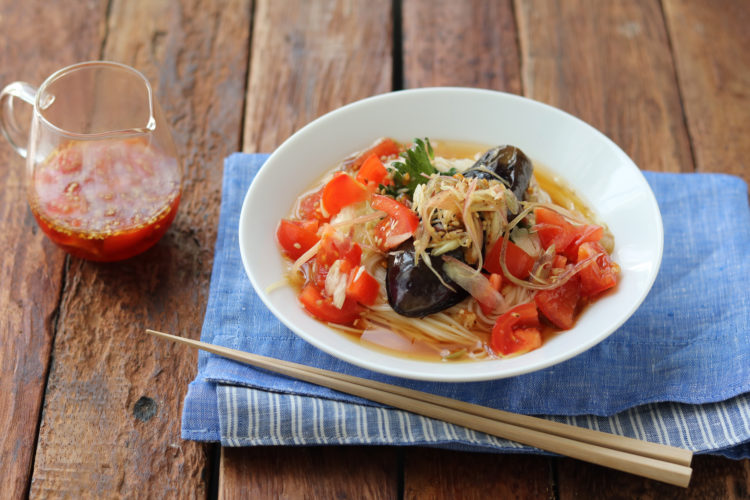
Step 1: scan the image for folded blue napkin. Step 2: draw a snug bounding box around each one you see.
[182,153,750,458]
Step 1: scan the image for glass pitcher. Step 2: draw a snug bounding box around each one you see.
[0,61,182,262]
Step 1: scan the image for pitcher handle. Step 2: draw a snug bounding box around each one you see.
[0,81,37,159]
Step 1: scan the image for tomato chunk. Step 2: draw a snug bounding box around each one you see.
[564,224,604,261]
[347,266,380,306]
[371,194,419,250]
[578,241,619,297]
[491,302,542,356]
[350,138,401,170]
[317,233,362,267]
[488,273,503,291]
[299,284,360,325]
[535,275,581,329]
[552,255,567,269]
[56,147,83,174]
[312,233,362,288]
[484,238,535,280]
[298,187,329,222]
[276,219,320,260]
[321,173,370,217]
[356,154,391,191]
[533,207,576,253]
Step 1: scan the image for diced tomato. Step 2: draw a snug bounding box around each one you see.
[533,207,576,253]
[299,284,360,325]
[350,138,401,170]
[45,197,83,216]
[564,224,604,261]
[356,154,391,191]
[533,208,607,263]
[313,233,362,288]
[56,147,83,174]
[335,258,355,276]
[276,219,320,260]
[321,173,370,217]
[511,328,543,353]
[342,243,362,266]
[347,266,380,306]
[491,302,543,356]
[371,194,419,251]
[299,218,319,234]
[371,194,418,225]
[488,273,503,291]
[535,275,581,329]
[313,263,329,289]
[298,187,329,222]
[578,241,619,297]
[317,233,362,268]
[484,238,535,280]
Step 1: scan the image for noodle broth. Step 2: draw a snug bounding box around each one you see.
[277,138,616,363]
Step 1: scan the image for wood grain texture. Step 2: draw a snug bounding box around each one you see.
[663,0,750,182]
[516,0,692,173]
[403,448,552,500]
[0,2,108,499]
[401,0,522,92]
[242,0,393,153]
[28,0,251,498]
[558,455,750,500]
[221,446,398,499]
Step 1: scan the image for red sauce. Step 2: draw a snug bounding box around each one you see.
[30,137,181,261]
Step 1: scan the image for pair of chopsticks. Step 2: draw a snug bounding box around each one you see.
[147,329,693,487]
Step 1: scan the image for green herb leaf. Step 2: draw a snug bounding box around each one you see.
[390,138,438,196]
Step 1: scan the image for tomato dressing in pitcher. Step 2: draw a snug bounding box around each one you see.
[1,61,183,261]
[30,137,181,261]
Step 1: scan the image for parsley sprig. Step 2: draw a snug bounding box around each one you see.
[385,138,441,197]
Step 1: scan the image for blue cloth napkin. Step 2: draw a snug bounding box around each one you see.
[182,153,750,458]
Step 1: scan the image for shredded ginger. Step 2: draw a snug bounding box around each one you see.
[411,174,513,272]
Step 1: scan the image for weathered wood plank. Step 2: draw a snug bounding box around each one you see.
[663,0,750,182]
[221,447,398,499]
[28,0,251,497]
[399,2,551,498]
[403,449,552,500]
[515,0,692,173]
[0,2,108,499]
[402,0,522,92]
[558,455,750,499]
[242,0,393,153]
[221,0,397,495]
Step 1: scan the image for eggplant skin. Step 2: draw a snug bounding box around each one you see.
[386,241,468,318]
[464,145,533,201]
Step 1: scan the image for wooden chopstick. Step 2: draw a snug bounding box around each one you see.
[147,329,693,487]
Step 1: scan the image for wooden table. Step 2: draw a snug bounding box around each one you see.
[1,1,748,498]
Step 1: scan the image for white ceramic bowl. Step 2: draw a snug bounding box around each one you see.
[239,88,663,382]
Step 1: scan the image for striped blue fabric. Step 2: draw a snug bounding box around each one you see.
[181,153,750,458]
[214,386,750,457]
